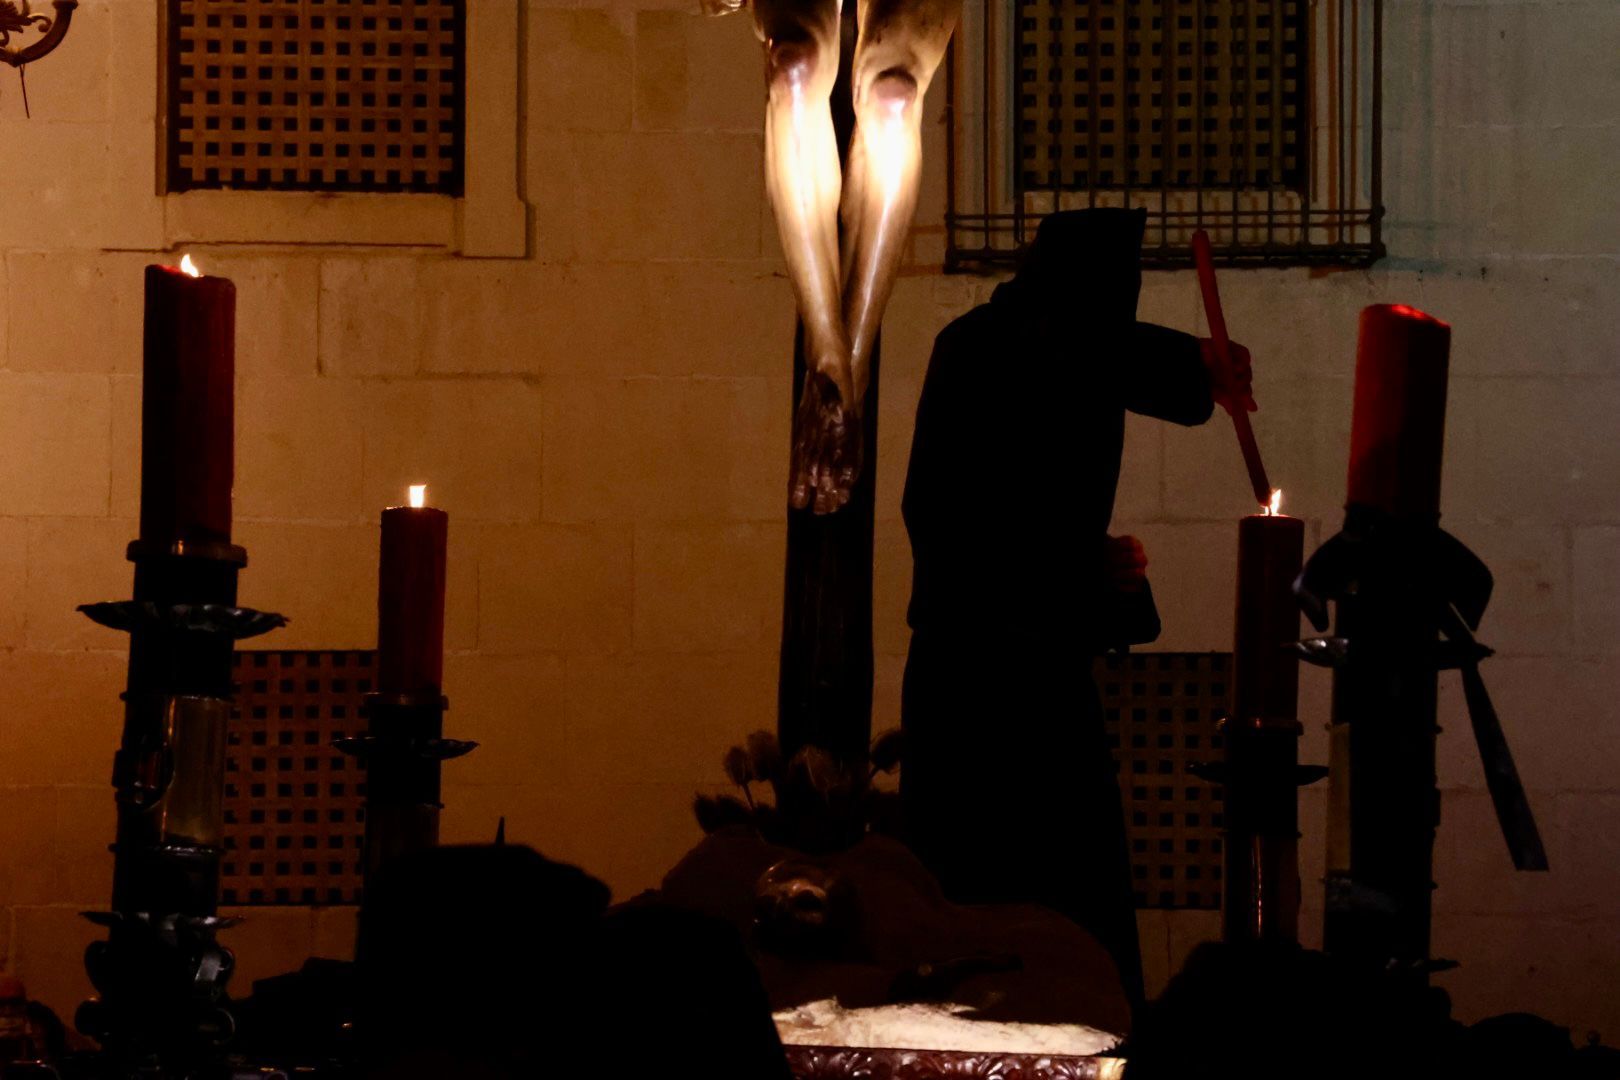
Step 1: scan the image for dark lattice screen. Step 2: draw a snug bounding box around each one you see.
[166,0,465,194]
[223,650,372,906]
[221,647,1224,909]
[1017,0,1306,191]
[1098,651,1226,909]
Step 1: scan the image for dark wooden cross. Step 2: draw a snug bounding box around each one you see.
[777,6,882,769]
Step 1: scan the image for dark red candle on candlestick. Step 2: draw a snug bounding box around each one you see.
[141,258,235,547]
[1347,304,1451,518]
[377,486,448,695]
[1232,504,1306,727]
[1224,500,1306,943]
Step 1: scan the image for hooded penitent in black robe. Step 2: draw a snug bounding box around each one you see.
[899,208,1215,1005]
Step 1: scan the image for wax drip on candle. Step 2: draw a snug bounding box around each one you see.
[408,484,427,509]
[179,254,201,278]
[1262,489,1283,516]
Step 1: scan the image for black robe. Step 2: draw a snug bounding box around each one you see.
[899,208,1214,1005]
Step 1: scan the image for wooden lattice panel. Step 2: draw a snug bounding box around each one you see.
[1017,0,1306,191]
[223,650,373,905]
[1098,651,1227,909]
[167,0,464,193]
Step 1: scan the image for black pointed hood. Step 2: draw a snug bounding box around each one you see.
[996,207,1147,323]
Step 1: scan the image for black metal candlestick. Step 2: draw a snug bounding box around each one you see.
[76,539,285,1069]
[338,692,475,913]
[1219,513,1326,945]
[1296,306,1546,985]
[74,260,285,1073]
[339,498,474,940]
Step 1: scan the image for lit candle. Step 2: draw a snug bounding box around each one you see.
[1232,489,1305,726]
[1224,489,1306,943]
[377,485,448,695]
[141,254,235,547]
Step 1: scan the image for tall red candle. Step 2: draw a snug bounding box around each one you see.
[1224,503,1306,943]
[1232,508,1306,726]
[1347,304,1451,518]
[141,259,235,547]
[377,487,448,695]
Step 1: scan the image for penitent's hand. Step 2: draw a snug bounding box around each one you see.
[789,370,864,515]
[1200,338,1257,416]
[1105,534,1149,592]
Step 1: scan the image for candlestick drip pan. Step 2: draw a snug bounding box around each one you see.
[79,600,287,639]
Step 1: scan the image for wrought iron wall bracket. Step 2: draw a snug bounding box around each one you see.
[0,0,75,68]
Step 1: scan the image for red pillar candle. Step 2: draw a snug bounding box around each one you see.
[1225,500,1306,943]
[141,257,235,547]
[1232,504,1306,726]
[1347,304,1452,518]
[377,486,448,695]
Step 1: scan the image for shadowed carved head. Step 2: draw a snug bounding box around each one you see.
[753,857,859,957]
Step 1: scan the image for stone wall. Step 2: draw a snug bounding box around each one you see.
[0,0,1615,1042]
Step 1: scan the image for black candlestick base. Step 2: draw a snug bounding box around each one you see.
[337,692,475,931]
[76,541,284,1074]
[1296,506,1545,984]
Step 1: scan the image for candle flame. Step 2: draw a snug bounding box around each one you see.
[1263,489,1283,516]
[408,484,427,509]
[179,254,201,278]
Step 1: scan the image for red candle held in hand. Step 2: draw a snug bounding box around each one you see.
[377,485,448,696]
[141,256,235,547]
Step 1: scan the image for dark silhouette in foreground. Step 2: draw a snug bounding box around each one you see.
[1124,942,1620,1080]
[900,207,1251,1003]
[239,843,790,1080]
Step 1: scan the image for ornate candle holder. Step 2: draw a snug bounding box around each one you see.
[1294,305,1545,985]
[1218,510,1326,945]
[76,538,285,1071]
[337,692,475,933]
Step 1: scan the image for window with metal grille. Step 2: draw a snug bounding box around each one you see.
[165,0,465,195]
[946,0,1381,269]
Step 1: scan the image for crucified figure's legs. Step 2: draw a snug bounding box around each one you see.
[746,0,958,514]
[752,0,857,514]
[756,0,847,395]
[840,0,959,410]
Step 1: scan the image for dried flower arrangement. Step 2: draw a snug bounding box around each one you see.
[693,729,905,853]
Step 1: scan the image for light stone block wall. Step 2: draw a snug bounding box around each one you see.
[0,0,1615,1043]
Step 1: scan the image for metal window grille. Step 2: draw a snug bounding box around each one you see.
[223,650,373,906]
[165,0,465,195]
[946,0,1382,269]
[1097,651,1227,909]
